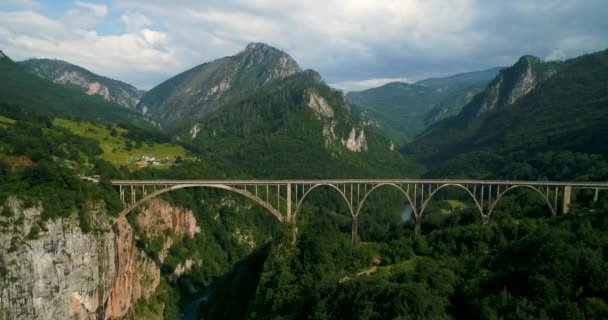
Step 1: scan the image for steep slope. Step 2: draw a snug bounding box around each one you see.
[0,51,147,126]
[418,67,502,122]
[403,50,608,177]
[187,70,422,178]
[138,42,301,130]
[346,68,499,144]
[19,58,144,109]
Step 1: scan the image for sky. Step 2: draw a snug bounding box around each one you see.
[1,0,607,91]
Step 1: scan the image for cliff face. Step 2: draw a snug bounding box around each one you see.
[136,198,200,261]
[0,196,196,320]
[19,59,144,109]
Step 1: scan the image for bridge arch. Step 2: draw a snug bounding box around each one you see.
[355,183,417,217]
[119,184,285,222]
[293,183,354,221]
[419,184,484,218]
[486,185,556,218]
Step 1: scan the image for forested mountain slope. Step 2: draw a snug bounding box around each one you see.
[0,50,147,126]
[346,68,499,143]
[19,58,144,109]
[137,43,301,131]
[403,50,607,176]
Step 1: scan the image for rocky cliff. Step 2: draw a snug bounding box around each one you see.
[461,56,558,118]
[137,42,302,130]
[0,196,197,320]
[19,59,143,109]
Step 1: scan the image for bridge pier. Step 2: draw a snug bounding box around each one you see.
[593,188,599,202]
[413,215,421,239]
[481,214,490,226]
[351,215,359,246]
[563,186,572,214]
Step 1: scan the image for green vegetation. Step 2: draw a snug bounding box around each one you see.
[139,42,302,131]
[346,68,499,144]
[0,53,148,126]
[0,104,123,230]
[1,43,607,320]
[200,191,608,319]
[19,58,143,109]
[190,70,423,178]
[54,118,187,167]
[403,51,607,167]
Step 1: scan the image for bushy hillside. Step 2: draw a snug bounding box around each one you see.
[346,68,499,144]
[138,42,301,131]
[403,50,608,174]
[0,52,148,126]
[188,70,423,178]
[19,58,144,109]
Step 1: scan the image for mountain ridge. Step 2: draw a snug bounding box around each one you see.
[403,49,608,169]
[19,58,144,109]
[137,42,302,130]
[346,67,500,144]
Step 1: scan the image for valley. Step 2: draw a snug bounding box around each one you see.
[0,40,607,320]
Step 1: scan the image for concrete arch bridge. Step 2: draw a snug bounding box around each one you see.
[111,179,608,243]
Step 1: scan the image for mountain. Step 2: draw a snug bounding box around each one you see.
[417,67,502,122]
[0,50,147,126]
[138,42,301,130]
[186,69,420,178]
[19,58,144,109]
[346,68,500,144]
[402,49,608,178]
[136,43,420,177]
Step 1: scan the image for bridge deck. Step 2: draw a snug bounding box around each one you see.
[110,179,608,188]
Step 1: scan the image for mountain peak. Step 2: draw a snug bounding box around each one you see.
[515,55,541,66]
[245,42,269,51]
[0,50,6,59]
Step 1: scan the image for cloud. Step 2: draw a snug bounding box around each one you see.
[330,78,410,92]
[121,12,152,32]
[0,0,607,90]
[74,1,107,17]
[0,5,180,89]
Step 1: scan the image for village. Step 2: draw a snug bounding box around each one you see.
[130,154,180,168]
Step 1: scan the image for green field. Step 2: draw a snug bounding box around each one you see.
[54,118,187,167]
[0,115,15,127]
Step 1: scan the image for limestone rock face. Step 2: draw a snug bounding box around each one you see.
[0,196,195,320]
[471,56,556,117]
[343,128,368,152]
[136,198,200,261]
[308,91,334,119]
[19,59,143,109]
[0,198,117,320]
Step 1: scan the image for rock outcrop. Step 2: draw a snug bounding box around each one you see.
[19,59,143,109]
[0,196,196,320]
[465,56,557,118]
[343,128,368,152]
[136,198,200,261]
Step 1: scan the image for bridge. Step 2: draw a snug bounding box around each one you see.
[111,179,608,243]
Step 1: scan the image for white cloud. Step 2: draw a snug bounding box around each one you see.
[121,12,152,32]
[74,1,107,17]
[1,0,607,89]
[2,0,40,8]
[330,77,410,92]
[545,49,566,61]
[0,5,180,89]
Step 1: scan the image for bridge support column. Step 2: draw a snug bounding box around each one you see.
[286,183,292,223]
[481,214,490,226]
[563,186,572,214]
[414,215,421,239]
[351,215,359,246]
[593,188,599,202]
